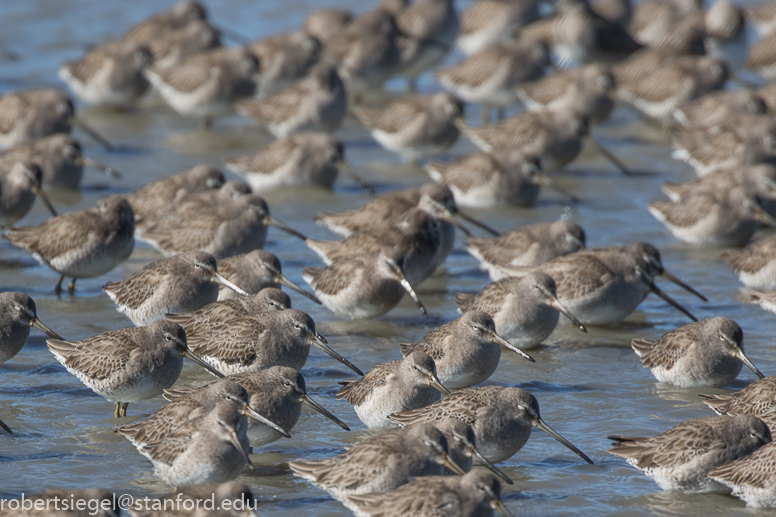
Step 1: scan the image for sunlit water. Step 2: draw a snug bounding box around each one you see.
[0,0,774,515]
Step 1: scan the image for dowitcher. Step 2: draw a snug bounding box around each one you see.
[0,291,63,364]
[395,0,459,90]
[630,0,705,54]
[672,89,766,128]
[648,186,775,247]
[632,317,763,388]
[103,251,248,326]
[58,39,152,107]
[607,414,772,493]
[722,234,776,290]
[166,288,291,339]
[701,376,776,426]
[747,0,776,37]
[455,271,587,349]
[236,64,346,138]
[456,0,540,55]
[140,19,222,72]
[304,249,428,319]
[216,250,319,303]
[121,1,208,47]
[348,470,513,517]
[613,52,729,121]
[315,182,498,237]
[427,152,578,208]
[324,9,402,98]
[47,319,223,417]
[185,308,363,376]
[458,108,589,173]
[144,47,260,129]
[517,64,616,125]
[336,350,449,429]
[139,402,252,488]
[436,418,513,484]
[138,194,307,259]
[400,311,534,388]
[117,378,289,448]
[671,113,776,177]
[0,161,58,225]
[303,8,353,45]
[5,196,134,295]
[288,423,466,505]
[390,386,593,464]
[743,289,776,315]
[119,164,224,226]
[225,133,370,193]
[436,39,548,123]
[591,0,632,26]
[0,134,117,189]
[746,30,776,80]
[247,29,321,98]
[128,481,258,517]
[170,366,351,447]
[354,92,462,163]
[466,220,586,281]
[708,441,776,507]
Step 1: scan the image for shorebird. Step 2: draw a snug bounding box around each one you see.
[426,152,578,208]
[671,113,776,177]
[324,9,402,98]
[648,186,775,247]
[58,39,152,107]
[395,0,459,90]
[348,470,513,517]
[166,288,291,339]
[458,107,589,173]
[631,317,764,388]
[139,402,252,488]
[613,51,729,121]
[336,350,449,429]
[456,0,540,55]
[390,386,593,464]
[435,418,513,484]
[184,308,363,377]
[5,196,134,295]
[722,234,776,290]
[500,243,704,325]
[117,378,289,448]
[288,423,466,505]
[353,92,462,163]
[139,19,222,72]
[303,249,428,319]
[0,134,117,189]
[436,39,548,123]
[170,366,351,446]
[629,0,705,55]
[673,90,767,129]
[144,46,260,129]
[103,251,248,326]
[47,319,223,417]
[743,289,776,315]
[138,194,307,259]
[215,250,319,303]
[701,375,776,427]
[400,311,534,388]
[6,489,119,517]
[0,161,58,226]
[607,414,772,493]
[708,441,776,507]
[703,0,746,70]
[517,63,616,125]
[466,220,586,281]
[247,29,321,98]
[236,63,346,138]
[315,182,498,237]
[225,133,370,193]
[746,30,776,80]
[747,0,776,37]
[0,291,62,364]
[455,271,587,349]
[118,165,224,226]
[120,1,208,46]
[127,481,258,517]
[303,8,353,45]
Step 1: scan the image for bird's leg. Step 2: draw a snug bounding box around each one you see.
[200,118,213,131]
[407,77,418,93]
[67,278,76,295]
[113,402,121,418]
[481,105,491,124]
[120,402,129,417]
[496,108,505,121]
[55,275,65,295]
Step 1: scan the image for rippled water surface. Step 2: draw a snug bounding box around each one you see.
[1,0,775,515]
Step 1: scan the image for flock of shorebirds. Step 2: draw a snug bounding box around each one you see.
[7,0,776,514]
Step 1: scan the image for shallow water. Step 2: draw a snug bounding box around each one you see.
[0,0,775,515]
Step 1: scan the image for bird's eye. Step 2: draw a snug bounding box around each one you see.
[284,381,292,387]
[165,335,172,341]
